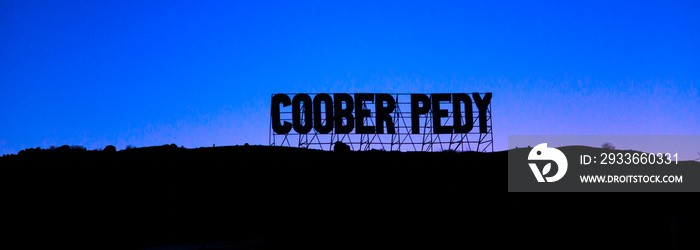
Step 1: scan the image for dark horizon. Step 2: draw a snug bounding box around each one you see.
[5,141,699,163]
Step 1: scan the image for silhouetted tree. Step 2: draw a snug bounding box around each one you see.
[104,145,116,153]
[17,147,42,156]
[334,141,351,152]
[602,142,615,150]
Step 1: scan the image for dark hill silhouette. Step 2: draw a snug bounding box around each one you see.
[1,145,698,249]
[2,145,505,249]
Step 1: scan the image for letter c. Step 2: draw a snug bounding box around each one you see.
[271,94,292,134]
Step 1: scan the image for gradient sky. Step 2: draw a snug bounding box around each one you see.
[1,0,698,155]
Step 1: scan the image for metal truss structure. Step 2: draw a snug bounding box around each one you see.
[269,93,493,152]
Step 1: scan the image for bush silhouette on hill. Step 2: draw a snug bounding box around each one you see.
[104,145,116,153]
[334,141,351,152]
[56,145,71,152]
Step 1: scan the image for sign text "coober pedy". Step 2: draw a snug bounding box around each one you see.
[271,93,492,135]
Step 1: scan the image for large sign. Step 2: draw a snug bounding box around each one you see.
[269,93,493,152]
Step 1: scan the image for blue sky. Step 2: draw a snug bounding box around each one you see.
[1,0,698,154]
